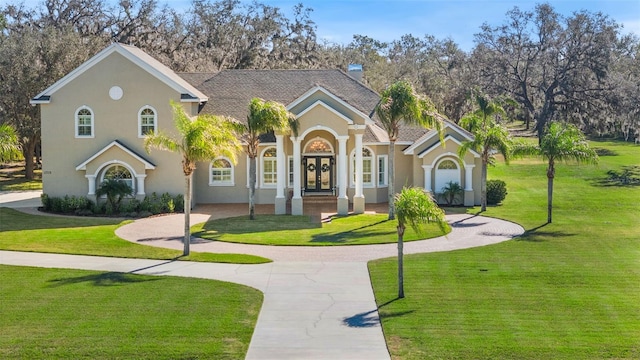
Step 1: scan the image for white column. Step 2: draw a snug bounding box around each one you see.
[275,134,285,199]
[354,133,363,198]
[337,136,348,199]
[353,133,365,213]
[464,164,475,191]
[275,134,286,214]
[86,175,96,195]
[337,136,349,215]
[291,137,303,215]
[422,165,432,192]
[135,174,146,195]
[292,137,302,198]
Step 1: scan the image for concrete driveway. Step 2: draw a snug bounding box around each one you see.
[1,192,525,359]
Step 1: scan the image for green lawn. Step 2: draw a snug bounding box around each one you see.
[369,140,640,359]
[0,265,262,359]
[0,163,42,191]
[193,214,450,246]
[0,208,271,264]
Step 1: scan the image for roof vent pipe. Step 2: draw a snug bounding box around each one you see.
[347,64,363,82]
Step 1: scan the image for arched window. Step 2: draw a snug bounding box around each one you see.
[210,157,234,186]
[351,147,374,187]
[261,147,277,187]
[101,164,134,191]
[138,106,157,137]
[304,138,333,154]
[75,106,94,138]
[438,159,458,169]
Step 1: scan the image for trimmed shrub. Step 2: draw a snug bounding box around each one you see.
[486,180,508,205]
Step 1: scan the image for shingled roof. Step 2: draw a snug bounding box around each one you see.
[179,69,432,143]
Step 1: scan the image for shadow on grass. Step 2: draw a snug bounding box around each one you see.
[0,208,122,231]
[310,218,389,244]
[48,271,162,287]
[195,215,319,240]
[517,223,576,242]
[48,259,184,287]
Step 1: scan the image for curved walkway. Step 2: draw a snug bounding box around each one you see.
[115,204,525,262]
[1,192,524,360]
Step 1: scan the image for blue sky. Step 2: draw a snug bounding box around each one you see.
[15,0,640,51]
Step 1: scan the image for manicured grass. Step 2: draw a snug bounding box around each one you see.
[193,214,451,246]
[0,265,262,359]
[0,208,271,264]
[369,140,640,359]
[0,163,42,191]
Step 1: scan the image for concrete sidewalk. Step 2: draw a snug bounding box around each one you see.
[0,251,389,360]
[1,191,525,359]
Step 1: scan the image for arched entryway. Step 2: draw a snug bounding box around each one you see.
[434,158,461,194]
[302,137,334,193]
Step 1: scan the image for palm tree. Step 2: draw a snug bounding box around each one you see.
[145,101,241,256]
[0,123,21,163]
[375,80,443,220]
[243,98,297,220]
[538,122,598,223]
[95,179,133,214]
[458,92,513,211]
[395,187,447,298]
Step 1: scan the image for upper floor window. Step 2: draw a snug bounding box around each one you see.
[209,157,234,186]
[138,106,157,137]
[75,106,94,138]
[261,147,277,187]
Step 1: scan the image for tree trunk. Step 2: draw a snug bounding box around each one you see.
[183,173,191,256]
[22,136,37,180]
[547,165,554,224]
[397,224,405,298]
[480,158,488,212]
[249,156,257,220]
[388,140,396,220]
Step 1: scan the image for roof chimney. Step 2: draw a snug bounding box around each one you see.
[347,64,363,82]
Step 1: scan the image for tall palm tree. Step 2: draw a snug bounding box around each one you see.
[395,186,447,298]
[539,122,598,223]
[0,123,21,163]
[145,101,241,256]
[243,98,297,220]
[458,92,513,211]
[375,80,443,220]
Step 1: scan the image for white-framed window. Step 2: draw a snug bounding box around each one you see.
[209,157,234,186]
[378,155,388,187]
[138,106,157,137]
[261,147,277,187]
[75,106,94,138]
[101,164,134,192]
[350,146,374,187]
[287,155,294,188]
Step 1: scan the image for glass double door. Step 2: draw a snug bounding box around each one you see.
[303,156,334,192]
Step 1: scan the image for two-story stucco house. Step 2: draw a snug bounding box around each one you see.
[31,43,482,215]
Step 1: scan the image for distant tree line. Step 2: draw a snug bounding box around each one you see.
[1,0,638,179]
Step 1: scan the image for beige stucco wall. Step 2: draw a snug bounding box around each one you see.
[40,51,186,199]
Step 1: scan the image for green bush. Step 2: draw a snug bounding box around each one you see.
[40,194,94,214]
[486,179,507,205]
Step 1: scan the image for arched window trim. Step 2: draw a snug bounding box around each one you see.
[75,105,94,138]
[260,146,278,188]
[303,137,334,154]
[350,146,375,188]
[437,159,459,170]
[138,105,157,138]
[98,163,135,195]
[209,157,234,186]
